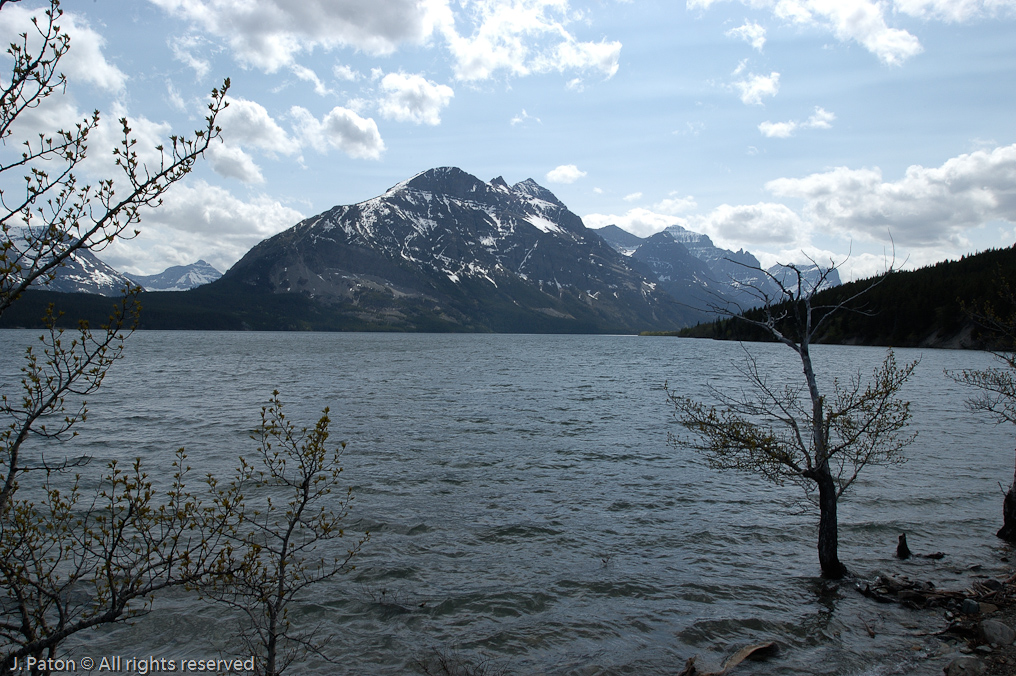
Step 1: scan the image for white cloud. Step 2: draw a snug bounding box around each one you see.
[734,72,779,105]
[149,0,442,71]
[291,64,331,96]
[623,192,643,202]
[207,143,265,183]
[151,0,621,83]
[802,106,835,129]
[219,97,296,155]
[102,180,304,274]
[759,120,797,138]
[170,34,212,79]
[545,164,587,184]
[766,143,1016,247]
[697,202,809,247]
[378,73,454,125]
[726,21,766,51]
[0,6,127,92]
[290,106,386,160]
[655,194,698,214]
[333,64,359,81]
[582,207,685,238]
[759,106,835,137]
[438,0,622,81]
[692,0,925,65]
[565,77,584,92]
[894,0,1016,22]
[510,109,541,125]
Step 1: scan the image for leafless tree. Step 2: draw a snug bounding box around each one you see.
[668,260,917,578]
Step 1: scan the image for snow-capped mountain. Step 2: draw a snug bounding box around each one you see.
[126,260,222,291]
[220,167,707,332]
[594,224,840,310]
[38,248,135,296]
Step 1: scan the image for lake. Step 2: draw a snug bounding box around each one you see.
[1,331,1012,675]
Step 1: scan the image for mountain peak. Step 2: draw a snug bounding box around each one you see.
[511,178,563,206]
[402,166,491,199]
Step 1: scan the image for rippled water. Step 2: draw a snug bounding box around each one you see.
[1,331,1013,675]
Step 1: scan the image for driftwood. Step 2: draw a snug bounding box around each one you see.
[857,573,965,609]
[678,642,779,676]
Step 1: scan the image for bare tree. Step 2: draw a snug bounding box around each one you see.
[950,277,1016,541]
[0,0,235,667]
[210,392,367,676]
[668,262,917,578]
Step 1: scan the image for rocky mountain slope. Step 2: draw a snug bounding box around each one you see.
[38,248,134,296]
[217,167,708,332]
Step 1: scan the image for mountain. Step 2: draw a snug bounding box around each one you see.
[125,260,222,291]
[209,167,707,332]
[38,248,134,296]
[594,224,840,309]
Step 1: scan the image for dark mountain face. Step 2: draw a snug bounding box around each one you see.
[220,167,703,332]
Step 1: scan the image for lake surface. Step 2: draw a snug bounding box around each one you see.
[1,331,1013,675]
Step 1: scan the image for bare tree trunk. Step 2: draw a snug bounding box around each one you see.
[809,465,849,579]
[998,448,1016,542]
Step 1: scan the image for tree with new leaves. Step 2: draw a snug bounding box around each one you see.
[668,262,917,578]
[210,392,367,676]
[950,276,1016,541]
[0,0,236,667]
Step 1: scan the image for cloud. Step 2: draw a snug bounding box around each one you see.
[692,0,924,65]
[655,194,698,214]
[438,0,622,81]
[102,180,304,275]
[378,73,454,125]
[734,72,779,105]
[333,64,359,81]
[148,0,442,71]
[759,106,835,137]
[291,64,331,95]
[765,143,1016,247]
[150,0,621,83]
[893,0,1016,22]
[623,192,643,202]
[802,106,835,129]
[290,106,385,160]
[726,21,766,51]
[206,143,265,183]
[759,120,797,138]
[219,97,297,155]
[697,202,809,247]
[510,109,541,125]
[545,164,587,184]
[582,207,686,238]
[0,6,127,92]
[170,34,212,78]
[586,201,808,249]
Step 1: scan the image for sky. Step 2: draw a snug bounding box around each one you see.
[2,0,1015,281]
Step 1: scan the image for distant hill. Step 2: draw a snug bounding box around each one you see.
[677,246,1016,350]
